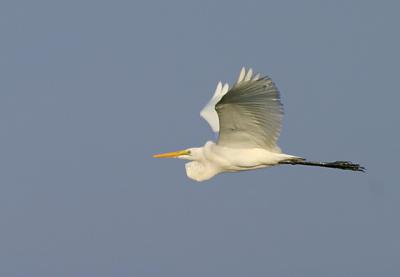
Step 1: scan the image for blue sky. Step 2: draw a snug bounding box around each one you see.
[1,1,399,276]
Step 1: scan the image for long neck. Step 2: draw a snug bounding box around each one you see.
[184,143,220,182]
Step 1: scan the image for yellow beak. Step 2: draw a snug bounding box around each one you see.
[153,149,190,158]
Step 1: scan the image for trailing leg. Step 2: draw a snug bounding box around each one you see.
[279,158,365,172]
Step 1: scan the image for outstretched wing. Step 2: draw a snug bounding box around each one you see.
[200,81,229,132]
[216,68,283,151]
[200,67,257,132]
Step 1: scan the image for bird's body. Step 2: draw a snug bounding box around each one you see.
[183,141,298,181]
[154,67,364,181]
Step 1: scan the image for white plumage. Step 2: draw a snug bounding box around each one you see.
[154,67,365,181]
[200,81,229,132]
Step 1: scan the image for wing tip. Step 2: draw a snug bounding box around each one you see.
[237,67,246,83]
[237,66,261,84]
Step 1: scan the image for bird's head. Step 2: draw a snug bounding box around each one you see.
[153,147,217,181]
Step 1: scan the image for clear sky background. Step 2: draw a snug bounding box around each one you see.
[1,0,399,276]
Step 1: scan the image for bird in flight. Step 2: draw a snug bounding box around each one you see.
[153,67,364,181]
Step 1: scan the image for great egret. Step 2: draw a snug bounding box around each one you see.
[153,67,364,181]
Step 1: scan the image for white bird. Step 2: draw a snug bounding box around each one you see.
[153,67,364,181]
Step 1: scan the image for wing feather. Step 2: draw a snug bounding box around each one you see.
[244,68,253,81]
[200,67,252,132]
[216,75,283,151]
[200,81,229,132]
[237,67,246,83]
[253,73,261,80]
[200,67,283,151]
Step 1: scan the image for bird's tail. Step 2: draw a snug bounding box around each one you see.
[279,158,365,172]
